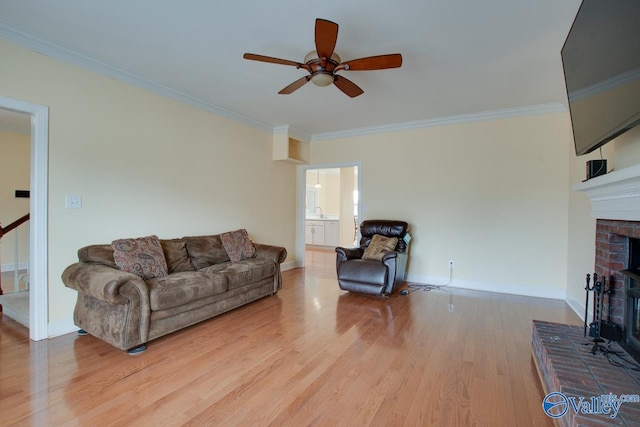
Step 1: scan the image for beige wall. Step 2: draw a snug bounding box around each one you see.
[5,33,640,329]
[611,125,640,170]
[0,39,297,325]
[312,113,576,298]
[0,130,30,271]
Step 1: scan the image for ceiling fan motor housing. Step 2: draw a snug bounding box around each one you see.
[304,51,341,86]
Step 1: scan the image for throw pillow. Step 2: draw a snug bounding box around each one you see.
[220,229,256,263]
[362,234,399,261]
[160,238,195,273]
[112,235,168,280]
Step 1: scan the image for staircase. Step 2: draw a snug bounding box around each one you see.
[0,213,30,327]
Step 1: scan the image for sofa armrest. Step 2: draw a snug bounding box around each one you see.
[62,262,149,306]
[253,243,287,264]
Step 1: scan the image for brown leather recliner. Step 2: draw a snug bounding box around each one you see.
[335,220,410,296]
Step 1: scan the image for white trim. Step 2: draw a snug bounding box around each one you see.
[1,261,29,273]
[47,318,77,338]
[404,272,567,301]
[0,96,48,341]
[280,260,301,271]
[0,20,272,133]
[311,103,567,142]
[573,163,640,221]
[273,125,311,143]
[566,295,589,324]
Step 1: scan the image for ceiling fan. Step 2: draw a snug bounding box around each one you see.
[243,18,403,98]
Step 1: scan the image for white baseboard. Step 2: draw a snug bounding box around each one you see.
[48,318,78,338]
[566,295,591,323]
[281,260,301,271]
[404,273,567,300]
[1,262,28,273]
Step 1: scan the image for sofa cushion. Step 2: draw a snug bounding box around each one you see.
[111,235,168,280]
[200,258,275,290]
[220,229,256,263]
[184,235,230,269]
[146,271,228,311]
[362,234,398,261]
[160,238,195,273]
[78,244,117,269]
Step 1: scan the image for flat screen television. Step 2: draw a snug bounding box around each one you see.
[561,0,640,156]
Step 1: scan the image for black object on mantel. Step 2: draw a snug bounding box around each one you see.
[586,159,607,180]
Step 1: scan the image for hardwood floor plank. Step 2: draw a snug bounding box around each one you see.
[0,250,581,426]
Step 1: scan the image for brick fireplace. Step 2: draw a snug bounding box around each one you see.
[578,165,640,357]
[529,165,640,426]
[595,219,640,326]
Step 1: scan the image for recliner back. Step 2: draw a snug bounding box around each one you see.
[359,220,409,253]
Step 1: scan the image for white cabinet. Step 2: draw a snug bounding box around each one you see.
[305,219,339,246]
[324,220,339,247]
[305,220,325,245]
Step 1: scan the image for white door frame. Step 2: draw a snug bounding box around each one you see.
[0,96,48,341]
[297,161,361,267]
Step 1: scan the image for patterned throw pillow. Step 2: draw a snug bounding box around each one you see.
[220,229,256,263]
[362,234,399,261]
[112,235,168,280]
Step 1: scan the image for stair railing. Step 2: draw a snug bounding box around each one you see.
[0,213,30,296]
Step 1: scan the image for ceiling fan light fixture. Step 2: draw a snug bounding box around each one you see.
[310,72,335,87]
[304,50,341,64]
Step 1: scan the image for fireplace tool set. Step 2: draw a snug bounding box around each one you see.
[584,273,622,354]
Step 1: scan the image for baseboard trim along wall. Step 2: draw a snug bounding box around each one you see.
[404,273,567,301]
[48,318,78,338]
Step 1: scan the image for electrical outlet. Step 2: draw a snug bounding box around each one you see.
[65,194,82,209]
[448,304,454,312]
[449,260,454,268]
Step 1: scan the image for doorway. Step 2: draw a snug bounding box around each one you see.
[0,108,31,327]
[0,96,49,341]
[298,163,361,267]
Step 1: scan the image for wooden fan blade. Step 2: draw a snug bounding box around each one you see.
[243,53,304,68]
[333,75,364,98]
[278,76,310,94]
[315,19,339,61]
[340,54,403,71]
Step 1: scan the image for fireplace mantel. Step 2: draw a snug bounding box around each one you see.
[574,163,640,221]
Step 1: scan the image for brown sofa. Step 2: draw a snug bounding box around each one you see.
[62,233,287,354]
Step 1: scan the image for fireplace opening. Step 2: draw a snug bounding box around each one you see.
[622,237,640,362]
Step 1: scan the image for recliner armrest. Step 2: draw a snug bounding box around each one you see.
[335,247,363,263]
[381,251,399,261]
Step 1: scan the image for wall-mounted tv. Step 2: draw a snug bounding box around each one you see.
[561,0,640,156]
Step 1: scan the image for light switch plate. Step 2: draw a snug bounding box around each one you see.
[65,194,82,209]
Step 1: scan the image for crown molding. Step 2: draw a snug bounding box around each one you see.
[1,21,569,142]
[311,103,567,142]
[0,21,273,132]
[273,125,311,143]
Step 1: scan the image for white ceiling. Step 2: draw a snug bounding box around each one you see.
[0,0,582,138]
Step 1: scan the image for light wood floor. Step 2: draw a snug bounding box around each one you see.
[0,250,580,426]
